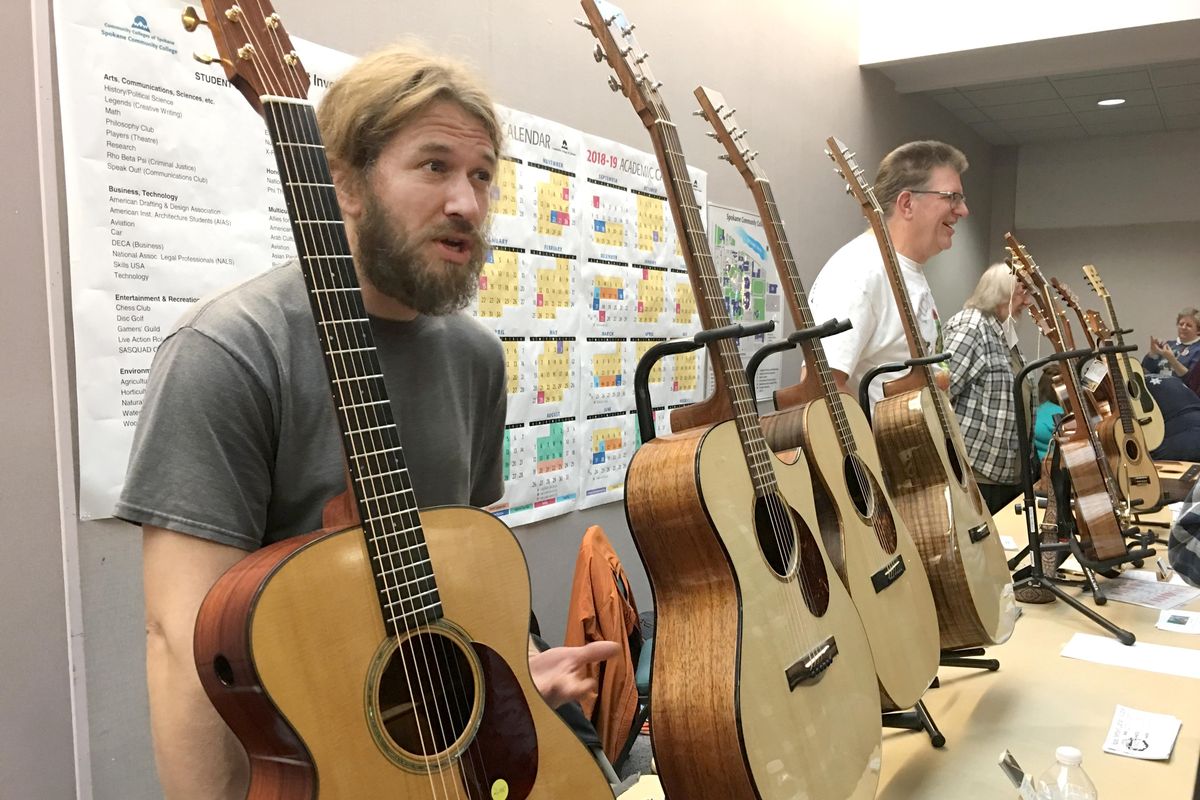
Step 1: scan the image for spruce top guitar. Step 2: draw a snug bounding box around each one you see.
[1081,264,1165,450]
[693,85,946,701]
[581,2,882,798]
[1006,235,1129,561]
[823,139,1015,650]
[186,4,614,797]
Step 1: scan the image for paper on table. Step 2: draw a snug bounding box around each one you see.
[1102,704,1182,760]
[1000,535,1019,551]
[1061,633,1200,679]
[1157,609,1200,634]
[1099,577,1200,610]
[1122,569,1159,583]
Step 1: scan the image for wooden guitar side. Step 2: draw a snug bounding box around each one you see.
[625,422,882,800]
[761,396,941,708]
[872,387,1018,650]
[194,506,613,800]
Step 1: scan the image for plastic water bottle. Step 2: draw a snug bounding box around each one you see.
[1034,746,1098,799]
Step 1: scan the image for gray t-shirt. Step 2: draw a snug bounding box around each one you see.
[115,262,506,551]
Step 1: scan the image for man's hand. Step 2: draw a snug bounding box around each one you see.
[528,641,622,708]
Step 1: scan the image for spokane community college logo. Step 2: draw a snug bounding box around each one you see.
[132,15,150,33]
[100,13,178,54]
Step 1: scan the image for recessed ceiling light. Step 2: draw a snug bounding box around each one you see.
[1097,98,1126,106]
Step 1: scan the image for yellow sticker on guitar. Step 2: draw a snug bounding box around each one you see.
[491,779,509,800]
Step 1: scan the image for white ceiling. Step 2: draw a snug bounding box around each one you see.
[928,59,1200,145]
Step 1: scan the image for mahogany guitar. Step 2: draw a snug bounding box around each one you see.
[694,87,943,708]
[1051,279,1161,511]
[824,139,1017,652]
[581,2,881,798]
[1081,264,1165,450]
[187,4,615,797]
[1006,235,1129,561]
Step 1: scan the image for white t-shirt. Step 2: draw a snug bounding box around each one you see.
[808,230,943,408]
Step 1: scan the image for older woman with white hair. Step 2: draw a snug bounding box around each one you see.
[943,263,1033,512]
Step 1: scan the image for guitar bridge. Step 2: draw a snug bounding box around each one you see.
[967,523,991,543]
[870,555,906,593]
[1137,416,1152,425]
[1130,476,1152,487]
[786,635,838,689]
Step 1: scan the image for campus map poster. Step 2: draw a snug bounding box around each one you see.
[56,0,707,524]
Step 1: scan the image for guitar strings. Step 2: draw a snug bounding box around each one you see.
[247,11,471,796]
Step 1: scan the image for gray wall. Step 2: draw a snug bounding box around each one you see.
[1013,130,1200,352]
[11,1,998,797]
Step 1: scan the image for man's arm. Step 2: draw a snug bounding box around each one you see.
[143,526,249,800]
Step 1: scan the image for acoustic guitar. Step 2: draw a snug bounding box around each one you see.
[187,4,615,797]
[1081,264,1166,450]
[824,140,1017,652]
[1006,235,1129,561]
[694,87,943,709]
[581,2,882,798]
[1051,279,1161,511]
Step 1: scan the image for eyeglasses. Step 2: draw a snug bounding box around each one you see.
[907,189,967,208]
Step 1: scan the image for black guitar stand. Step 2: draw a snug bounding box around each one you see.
[1008,347,1155,645]
[743,317,852,403]
[633,320,775,443]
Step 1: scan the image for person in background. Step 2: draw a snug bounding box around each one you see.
[1032,364,1064,464]
[1146,374,1200,462]
[809,140,970,408]
[1143,307,1200,379]
[1168,481,1200,587]
[943,263,1034,512]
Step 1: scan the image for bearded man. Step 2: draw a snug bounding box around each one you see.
[117,44,615,799]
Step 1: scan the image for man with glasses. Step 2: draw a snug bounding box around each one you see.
[809,140,970,409]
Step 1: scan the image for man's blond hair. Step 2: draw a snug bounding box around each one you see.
[317,42,501,187]
[873,140,968,216]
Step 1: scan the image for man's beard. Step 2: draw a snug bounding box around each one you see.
[353,191,487,316]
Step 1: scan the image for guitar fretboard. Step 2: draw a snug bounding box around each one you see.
[265,97,440,636]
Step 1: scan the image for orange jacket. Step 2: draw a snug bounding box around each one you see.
[563,525,640,761]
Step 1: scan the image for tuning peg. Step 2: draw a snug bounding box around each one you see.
[735,130,748,141]
[705,131,718,139]
[192,52,231,67]
[651,81,662,90]
[713,103,725,114]
[717,154,731,162]
[181,5,206,31]
[721,107,736,120]
[593,44,604,62]
[692,109,705,117]
[621,24,637,37]
[823,148,832,157]
[843,183,853,195]
[748,150,759,160]
[607,76,621,93]
[620,45,633,56]
[574,18,592,30]
[606,14,619,24]
[635,52,650,64]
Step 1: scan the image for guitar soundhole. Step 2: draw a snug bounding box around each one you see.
[212,655,234,687]
[377,631,477,759]
[944,436,966,485]
[1124,439,1139,461]
[755,493,830,616]
[842,454,874,518]
[754,493,797,579]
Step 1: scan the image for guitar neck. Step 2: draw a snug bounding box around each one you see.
[266,98,440,634]
[650,118,778,496]
[755,181,856,455]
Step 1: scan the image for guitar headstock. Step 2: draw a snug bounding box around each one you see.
[1050,276,1084,316]
[1081,264,1110,300]
[577,0,663,130]
[693,86,762,185]
[825,136,881,218]
[1084,308,1114,341]
[182,0,309,114]
[1006,253,1054,337]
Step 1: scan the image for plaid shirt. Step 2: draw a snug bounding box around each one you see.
[1169,485,1200,587]
[944,308,1020,484]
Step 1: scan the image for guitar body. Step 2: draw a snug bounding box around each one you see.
[1096,415,1163,511]
[761,394,941,708]
[872,386,1018,651]
[1117,358,1165,450]
[194,506,613,800]
[624,421,882,800]
[1055,436,1130,561]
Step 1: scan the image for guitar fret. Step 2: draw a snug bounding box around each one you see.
[319,317,370,325]
[313,287,359,293]
[365,506,418,526]
[383,587,439,610]
[352,444,401,458]
[277,141,326,149]
[340,399,389,411]
[344,423,395,436]
[373,552,428,567]
[356,467,405,481]
[286,181,336,188]
[327,346,375,356]
[335,374,384,384]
